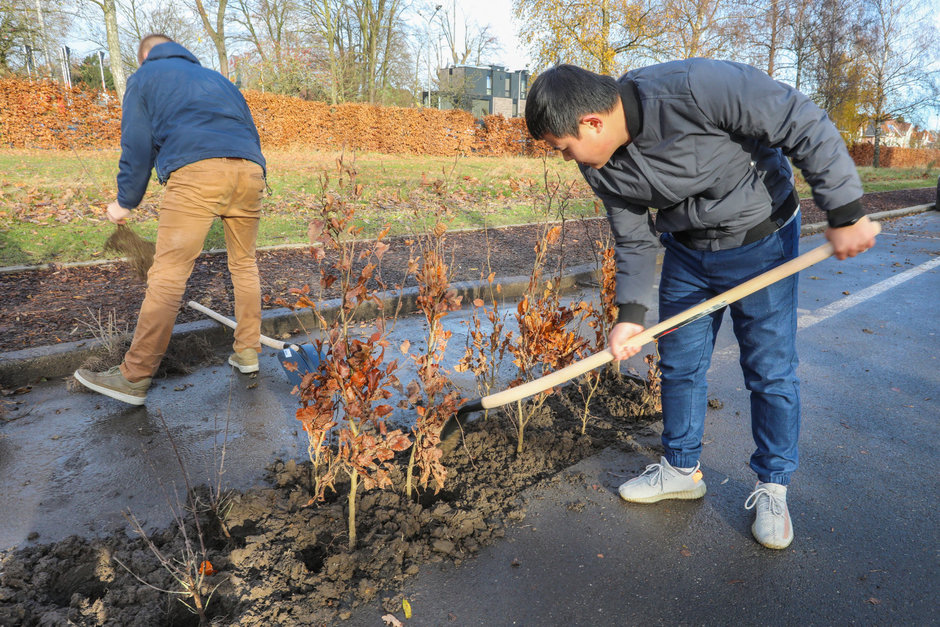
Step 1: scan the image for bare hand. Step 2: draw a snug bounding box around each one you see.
[825,215,878,260]
[106,201,132,224]
[608,322,646,361]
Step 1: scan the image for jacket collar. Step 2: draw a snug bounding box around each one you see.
[144,42,201,66]
[619,79,643,139]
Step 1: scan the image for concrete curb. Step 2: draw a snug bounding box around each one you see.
[0,263,605,389]
[1,204,934,389]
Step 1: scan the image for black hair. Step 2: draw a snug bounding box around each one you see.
[525,64,620,140]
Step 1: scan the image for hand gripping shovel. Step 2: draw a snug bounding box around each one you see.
[187,301,322,387]
[449,223,880,430]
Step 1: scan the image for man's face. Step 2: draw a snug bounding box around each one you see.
[542,120,617,169]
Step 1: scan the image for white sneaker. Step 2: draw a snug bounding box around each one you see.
[745,481,794,549]
[618,456,707,503]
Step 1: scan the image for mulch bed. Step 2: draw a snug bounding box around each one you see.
[0,187,934,355]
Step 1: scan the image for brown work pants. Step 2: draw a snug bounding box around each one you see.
[121,158,265,382]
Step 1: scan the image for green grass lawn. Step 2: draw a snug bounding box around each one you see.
[0,148,935,266]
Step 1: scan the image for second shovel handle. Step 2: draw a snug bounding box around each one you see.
[186,300,287,350]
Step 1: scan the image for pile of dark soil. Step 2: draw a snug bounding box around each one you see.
[0,371,661,625]
[0,187,933,355]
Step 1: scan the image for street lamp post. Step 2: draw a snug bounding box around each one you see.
[425,4,442,107]
[97,50,107,92]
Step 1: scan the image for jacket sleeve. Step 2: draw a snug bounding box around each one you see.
[592,182,659,326]
[116,76,156,209]
[687,59,864,227]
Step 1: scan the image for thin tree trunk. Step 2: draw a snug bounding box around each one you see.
[873,123,881,168]
[194,0,229,78]
[34,0,51,73]
[103,0,127,100]
[347,470,359,550]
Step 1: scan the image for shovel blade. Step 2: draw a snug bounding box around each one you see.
[277,344,323,387]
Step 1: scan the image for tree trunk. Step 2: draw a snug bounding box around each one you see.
[103,0,127,100]
[34,0,51,74]
[194,0,229,78]
[347,470,359,550]
[873,123,881,168]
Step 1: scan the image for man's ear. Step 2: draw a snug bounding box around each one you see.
[579,113,604,135]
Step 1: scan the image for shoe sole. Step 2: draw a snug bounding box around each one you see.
[228,357,259,373]
[751,522,794,550]
[73,370,147,406]
[620,483,707,504]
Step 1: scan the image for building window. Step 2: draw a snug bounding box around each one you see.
[486,75,492,95]
[505,77,510,95]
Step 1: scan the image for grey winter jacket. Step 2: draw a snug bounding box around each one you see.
[579,58,864,323]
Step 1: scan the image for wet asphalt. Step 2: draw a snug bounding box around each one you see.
[1,211,937,625]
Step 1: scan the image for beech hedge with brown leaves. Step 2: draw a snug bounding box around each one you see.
[848,142,940,168]
[0,77,551,156]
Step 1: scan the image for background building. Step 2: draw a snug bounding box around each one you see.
[430,65,529,118]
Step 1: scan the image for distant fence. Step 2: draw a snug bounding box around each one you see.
[0,77,550,157]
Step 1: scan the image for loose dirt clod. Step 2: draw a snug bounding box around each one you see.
[104,225,155,282]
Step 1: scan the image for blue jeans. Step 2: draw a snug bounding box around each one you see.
[657,214,801,485]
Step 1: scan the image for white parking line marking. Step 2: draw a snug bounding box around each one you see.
[711,255,940,359]
[798,256,940,330]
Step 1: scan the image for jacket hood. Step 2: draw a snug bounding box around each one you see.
[144,41,200,66]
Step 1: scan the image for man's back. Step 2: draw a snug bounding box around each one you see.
[117,41,265,209]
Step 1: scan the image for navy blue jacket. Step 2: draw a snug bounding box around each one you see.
[116,42,266,209]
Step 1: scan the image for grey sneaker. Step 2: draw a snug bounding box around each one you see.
[618,456,707,503]
[745,481,794,549]
[228,348,259,373]
[73,365,150,406]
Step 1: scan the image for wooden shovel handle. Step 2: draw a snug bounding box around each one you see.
[476,221,880,411]
[186,300,287,350]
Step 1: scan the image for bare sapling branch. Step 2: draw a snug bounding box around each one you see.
[401,218,464,498]
[284,160,410,549]
[114,411,224,625]
[455,221,513,421]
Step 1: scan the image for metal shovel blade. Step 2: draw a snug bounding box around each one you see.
[277,344,323,387]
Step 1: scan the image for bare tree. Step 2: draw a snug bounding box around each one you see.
[351,0,406,102]
[188,0,229,76]
[809,0,861,109]
[655,0,741,60]
[437,5,501,67]
[0,1,33,75]
[305,0,352,103]
[121,0,204,52]
[735,0,789,77]
[780,0,814,90]
[232,0,314,94]
[74,0,128,98]
[232,0,292,68]
[856,0,940,165]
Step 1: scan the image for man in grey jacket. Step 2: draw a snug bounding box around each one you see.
[525,59,878,549]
